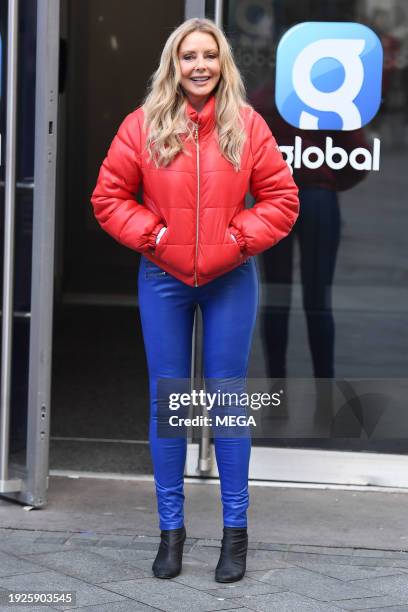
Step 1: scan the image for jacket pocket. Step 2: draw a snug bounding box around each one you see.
[200,228,243,278]
[155,226,168,246]
[153,224,170,256]
[225,227,243,254]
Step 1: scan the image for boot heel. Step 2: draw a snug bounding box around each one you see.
[215,526,248,583]
[152,526,186,579]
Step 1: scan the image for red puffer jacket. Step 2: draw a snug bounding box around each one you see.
[91,94,299,287]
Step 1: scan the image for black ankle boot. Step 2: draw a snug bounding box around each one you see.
[215,526,248,583]
[152,526,186,579]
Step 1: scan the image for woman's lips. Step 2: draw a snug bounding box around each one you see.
[190,78,211,87]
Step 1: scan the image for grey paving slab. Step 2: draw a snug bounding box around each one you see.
[291,560,407,581]
[189,544,288,566]
[0,570,127,610]
[35,533,73,544]
[187,545,289,569]
[78,546,160,565]
[131,536,161,544]
[69,600,162,611]
[130,534,197,547]
[366,607,408,611]
[105,556,155,575]
[357,601,408,610]
[0,551,45,578]
[335,594,408,610]
[289,545,355,556]
[247,549,293,569]
[100,576,241,611]
[62,540,100,548]
[348,573,408,600]
[288,551,408,571]
[0,606,57,612]
[350,556,408,570]
[24,549,150,583]
[173,565,280,593]
[0,537,81,557]
[194,539,289,553]
[246,567,376,603]
[98,535,137,548]
[248,542,290,552]
[123,554,223,580]
[0,533,38,545]
[185,546,222,561]
[194,539,225,548]
[228,591,344,611]
[204,578,283,599]
[125,539,196,555]
[286,552,357,565]
[0,530,42,541]
[352,549,408,560]
[65,534,101,547]
[183,546,227,570]
[123,541,161,553]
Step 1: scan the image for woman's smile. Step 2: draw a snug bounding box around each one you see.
[191,76,211,84]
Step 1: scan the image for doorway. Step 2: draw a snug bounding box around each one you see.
[51,0,185,475]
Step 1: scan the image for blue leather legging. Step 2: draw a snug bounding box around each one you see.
[138,255,259,530]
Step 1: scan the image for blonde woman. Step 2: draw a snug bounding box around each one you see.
[91,18,298,582]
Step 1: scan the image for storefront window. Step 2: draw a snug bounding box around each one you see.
[221,0,408,452]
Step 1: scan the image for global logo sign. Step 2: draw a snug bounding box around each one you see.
[275,22,383,131]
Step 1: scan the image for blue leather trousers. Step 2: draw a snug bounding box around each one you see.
[137,255,259,530]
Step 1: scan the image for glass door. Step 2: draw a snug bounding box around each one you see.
[186,0,408,486]
[0,0,59,505]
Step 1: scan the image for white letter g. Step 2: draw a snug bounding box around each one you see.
[292,38,365,130]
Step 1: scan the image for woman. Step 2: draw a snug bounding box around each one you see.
[91,18,299,582]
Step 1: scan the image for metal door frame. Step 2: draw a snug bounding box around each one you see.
[0,0,60,505]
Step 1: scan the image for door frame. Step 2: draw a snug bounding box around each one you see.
[0,0,59,506]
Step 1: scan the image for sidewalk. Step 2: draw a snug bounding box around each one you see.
[1,475,408,610]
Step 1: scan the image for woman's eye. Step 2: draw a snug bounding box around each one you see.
[181,54,217,61]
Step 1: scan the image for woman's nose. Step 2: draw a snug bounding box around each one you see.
[194,55,206,69]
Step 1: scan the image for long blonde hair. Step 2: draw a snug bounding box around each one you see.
[142,18,250,171]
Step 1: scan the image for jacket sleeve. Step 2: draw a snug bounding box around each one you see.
[90,111,164,252]
[229,111,299,256]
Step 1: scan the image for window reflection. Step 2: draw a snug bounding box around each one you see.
[225,0,408,448]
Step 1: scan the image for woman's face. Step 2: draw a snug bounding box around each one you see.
[178,31,221,111]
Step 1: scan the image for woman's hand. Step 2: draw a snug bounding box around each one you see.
[155,226,168,245]
[228,226,247,251]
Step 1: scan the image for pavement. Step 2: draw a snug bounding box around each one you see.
[1,476,408,610]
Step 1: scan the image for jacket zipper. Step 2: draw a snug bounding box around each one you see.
[194,122,200,287]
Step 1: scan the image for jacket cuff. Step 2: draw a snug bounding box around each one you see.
[147,222,165,249]
[229,226,247,251]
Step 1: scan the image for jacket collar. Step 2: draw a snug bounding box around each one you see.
[186,94,216,138]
